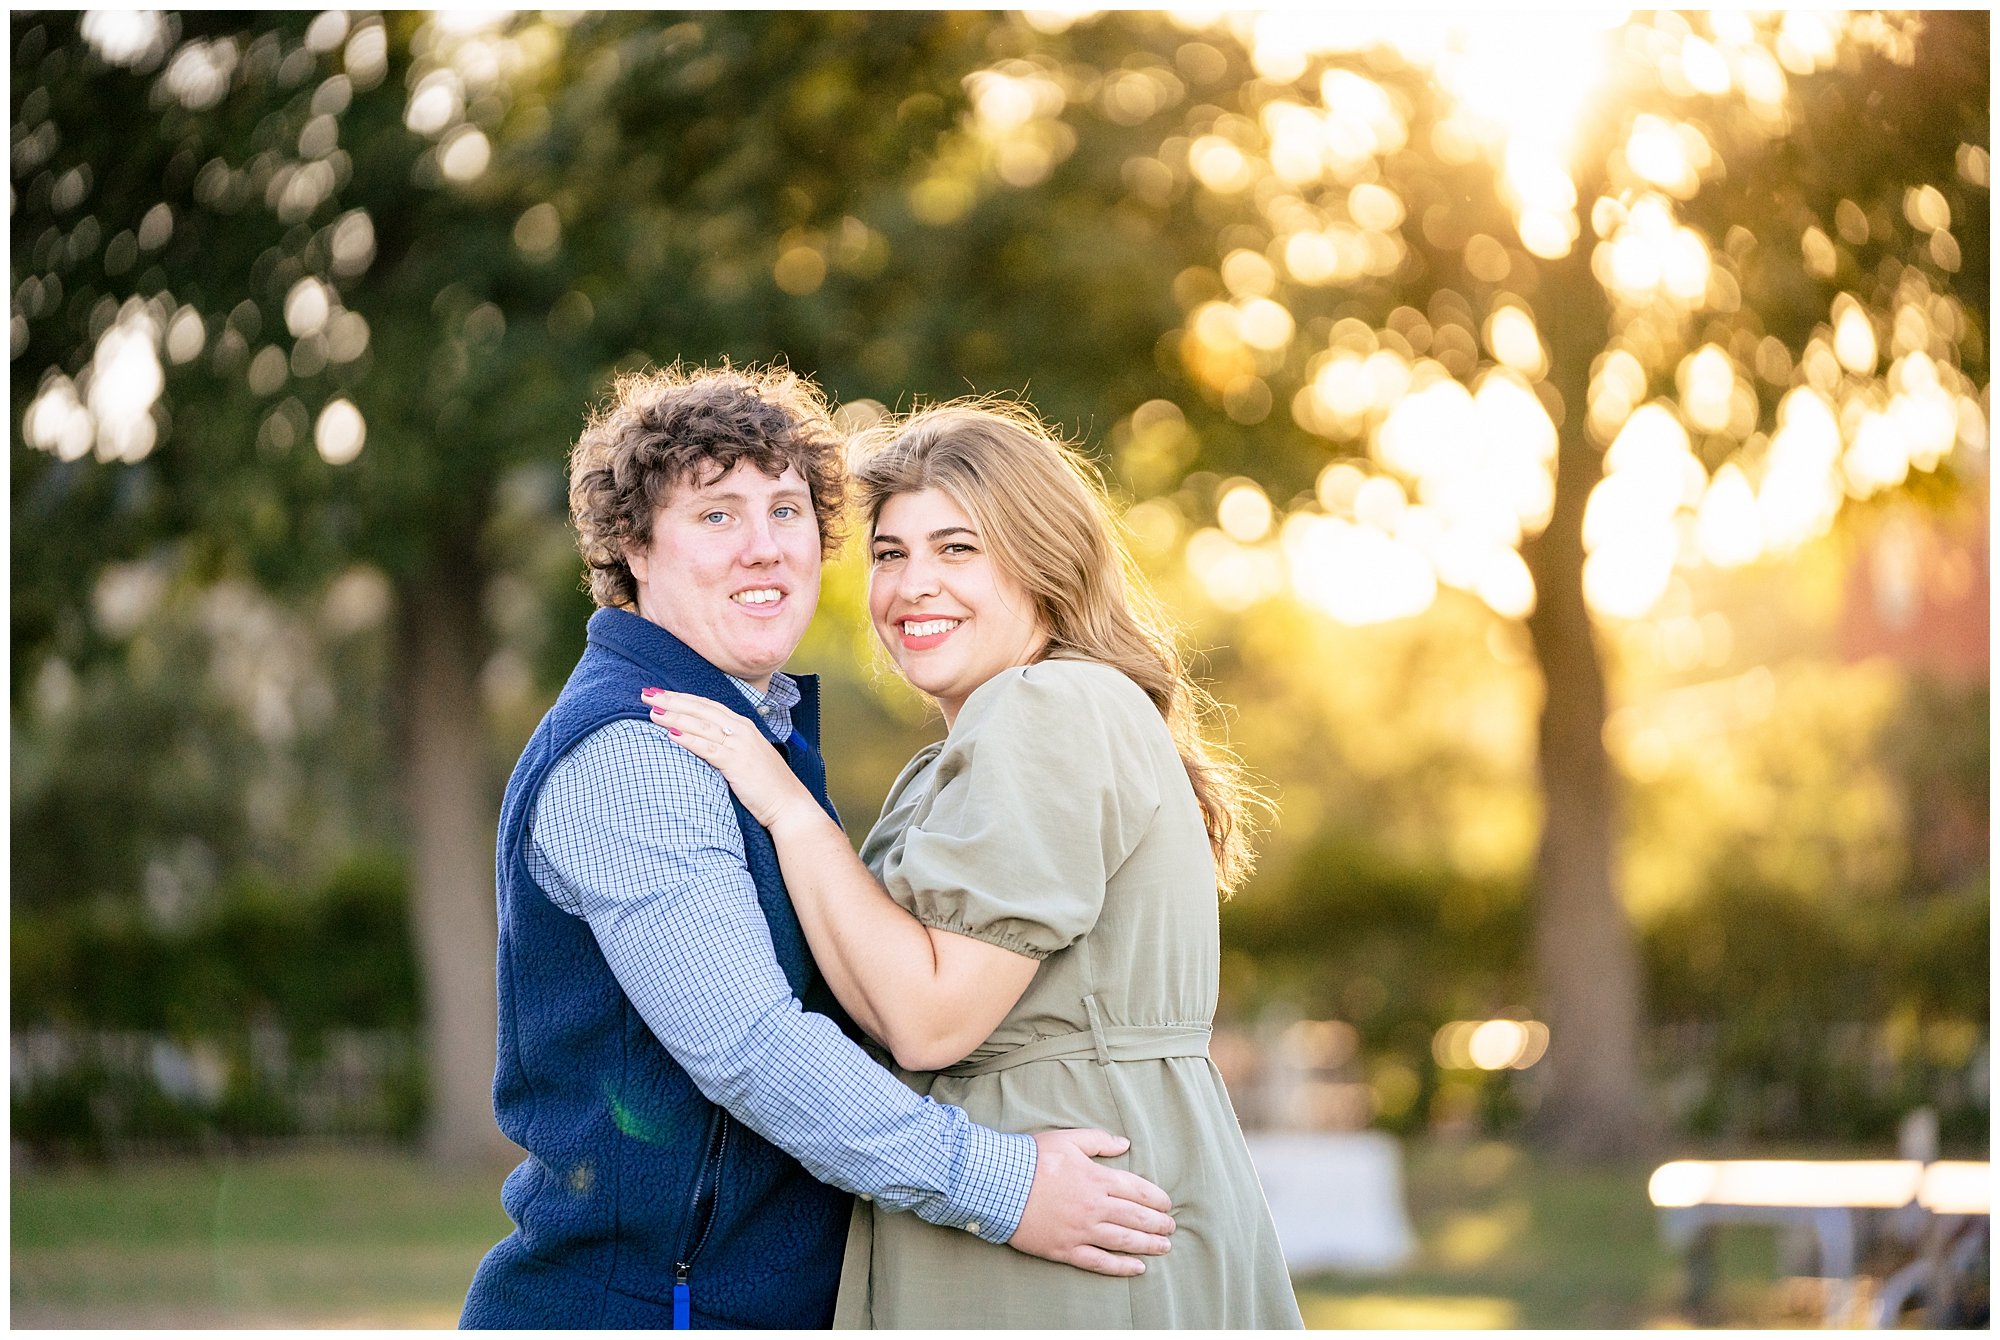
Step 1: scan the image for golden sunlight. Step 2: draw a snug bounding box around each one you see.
[1757,386,1844,551]
[1282,512,1437,626]
[1218,480,1276,543]
[1693,462,1762,567]
[1154,7,1975,636]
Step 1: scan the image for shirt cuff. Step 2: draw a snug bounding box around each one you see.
[920,1126,1036,1245]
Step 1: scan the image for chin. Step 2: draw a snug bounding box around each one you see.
[722,650,786,682]
[910,678,947,702]
[917,675,964,705]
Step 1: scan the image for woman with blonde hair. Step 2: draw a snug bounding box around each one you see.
[644,400,1301,1328]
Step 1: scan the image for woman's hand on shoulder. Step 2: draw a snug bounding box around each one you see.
[639,689,818,831]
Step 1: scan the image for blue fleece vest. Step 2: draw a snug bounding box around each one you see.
[461,608,851,1329]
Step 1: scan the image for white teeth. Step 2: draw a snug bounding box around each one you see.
[733,589,781,605]
[903,618,961,637]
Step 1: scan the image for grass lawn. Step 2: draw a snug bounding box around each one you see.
[11,1147,513,1327]
[12,1140,1801,1328]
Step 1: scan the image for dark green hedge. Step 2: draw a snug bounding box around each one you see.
[11,838,1986,1153]
[12,850,419,1035]
[1222,835,1989,1148]
[12,851,426,1156]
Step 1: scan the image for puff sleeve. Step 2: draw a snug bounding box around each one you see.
[876,661,1164,960]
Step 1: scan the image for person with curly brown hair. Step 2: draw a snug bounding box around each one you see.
[461,364,1175,1330]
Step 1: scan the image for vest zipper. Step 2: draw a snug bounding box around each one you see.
[673,1110,730,1329]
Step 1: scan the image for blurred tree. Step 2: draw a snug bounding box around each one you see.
[16,9,546,1162]
[964,9,1986,1156]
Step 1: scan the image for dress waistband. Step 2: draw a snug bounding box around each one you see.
[939,994,1212,1078]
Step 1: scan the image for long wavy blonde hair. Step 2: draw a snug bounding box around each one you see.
[849,399,1263,894]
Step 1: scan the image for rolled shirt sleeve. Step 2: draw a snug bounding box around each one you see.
[527,718,1033,1243]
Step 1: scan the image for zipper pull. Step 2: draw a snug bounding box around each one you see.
[673,1263,691,1330]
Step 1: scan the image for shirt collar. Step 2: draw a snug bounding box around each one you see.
[726,670,799,742]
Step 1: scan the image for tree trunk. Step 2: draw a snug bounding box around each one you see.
[396,553,516,1166]
[1520,242,1656,1160]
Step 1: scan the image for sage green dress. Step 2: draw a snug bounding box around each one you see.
[833,659,1302,1329]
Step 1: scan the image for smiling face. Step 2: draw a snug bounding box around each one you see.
[626,460,821,690]
[867,488,1048,725]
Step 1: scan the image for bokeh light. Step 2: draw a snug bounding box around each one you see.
[1218,480,1275,543]
[314,398,367,465]
[87,307,166,463]
[1433,1018,1551,1071]
[1164,10,1986,632]
[79,10,170,69]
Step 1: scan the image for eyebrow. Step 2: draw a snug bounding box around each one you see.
[685,485,812,508]
[872,525,978,546]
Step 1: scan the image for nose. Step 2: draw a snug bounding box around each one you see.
[897,553,941,602]
[739,512,783,566]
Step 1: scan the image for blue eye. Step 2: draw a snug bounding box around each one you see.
[773,504,800,520]
[702,511,729,525]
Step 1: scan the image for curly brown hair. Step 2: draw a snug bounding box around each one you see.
[568,362,847,610]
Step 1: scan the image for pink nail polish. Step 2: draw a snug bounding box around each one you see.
[667,726,681,736]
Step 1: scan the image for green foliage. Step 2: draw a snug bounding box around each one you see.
[11,559,403,923]
[1216,658,1987,1147]
[1644,878,1987,1145]
[12,641,242,915]
[1224,832,1530,1020]
[13,851,417,1034]
[1222,832,1531,1137]
[12,851,423,1156]
[12,1057,212,1159]
[1223,830,1986,1147]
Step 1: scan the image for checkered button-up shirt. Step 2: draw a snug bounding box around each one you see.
[526,670,1035,1243]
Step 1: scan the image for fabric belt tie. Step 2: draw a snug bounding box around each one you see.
[940,996,1211,1078]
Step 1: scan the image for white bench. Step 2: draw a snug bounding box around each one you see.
[1246,1130,1417,1273]
[1649,1158,1991,1326]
